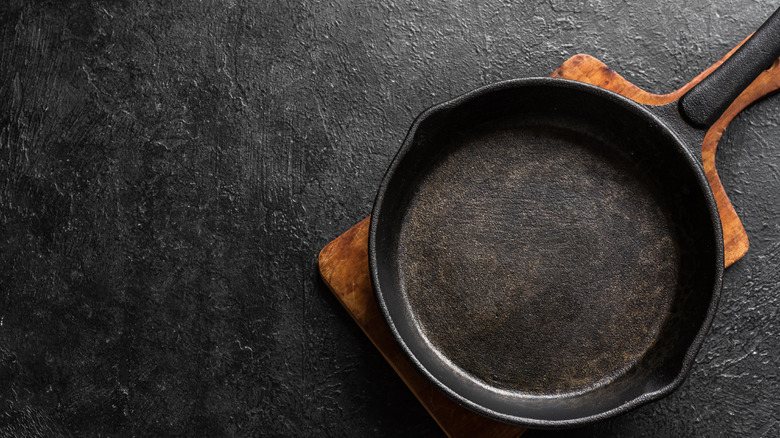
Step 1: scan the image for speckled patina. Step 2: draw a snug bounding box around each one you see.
[399,120,681,395]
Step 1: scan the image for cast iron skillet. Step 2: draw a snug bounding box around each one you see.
[369,8,780,429]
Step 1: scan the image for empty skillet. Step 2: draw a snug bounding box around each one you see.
[369,8,780,428]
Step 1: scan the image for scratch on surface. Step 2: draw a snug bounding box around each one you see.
[475,1,491,84]
[719,346,758,370]
[767,162,780,183]
[313,94,335,149]
[757,418,780,437]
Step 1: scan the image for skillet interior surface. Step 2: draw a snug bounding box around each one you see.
[370,80,722,426]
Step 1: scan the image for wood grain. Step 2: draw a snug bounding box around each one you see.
[319,46,780,437]
[318,218,525,438]
[552,40,780,266]
[701,58,780,265]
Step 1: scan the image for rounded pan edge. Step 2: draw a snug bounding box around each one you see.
[368,77,725,429]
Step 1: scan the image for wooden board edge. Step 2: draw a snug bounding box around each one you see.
[318,219,526,438]
[318,220,455,435]
[551,39,780,267]
[701,57,780,265]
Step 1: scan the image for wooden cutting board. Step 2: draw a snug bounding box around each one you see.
[318,41,780,437]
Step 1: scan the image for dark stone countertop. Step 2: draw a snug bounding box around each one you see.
[1,1,778,436]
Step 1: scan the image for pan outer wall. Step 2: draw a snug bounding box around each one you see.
[370,81,722,426]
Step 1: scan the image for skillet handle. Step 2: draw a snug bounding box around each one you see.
[679,6,780,128]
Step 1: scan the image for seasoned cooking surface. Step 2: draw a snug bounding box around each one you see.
[397,121,680,394]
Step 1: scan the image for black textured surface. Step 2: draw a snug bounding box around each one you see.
[0,1,778,437]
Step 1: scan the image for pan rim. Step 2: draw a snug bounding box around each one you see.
[368,77,725,428]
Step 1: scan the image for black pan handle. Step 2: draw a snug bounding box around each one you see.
[679,6,780,128]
